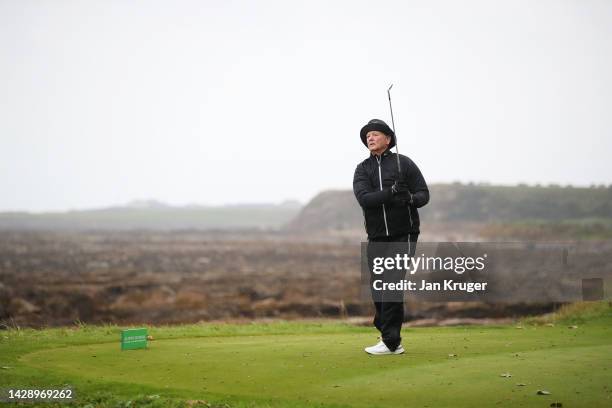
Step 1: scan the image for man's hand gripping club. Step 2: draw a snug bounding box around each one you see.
[391,179,413,207]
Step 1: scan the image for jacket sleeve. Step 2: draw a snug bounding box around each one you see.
[353,163,392,208]
[405,158,430,208]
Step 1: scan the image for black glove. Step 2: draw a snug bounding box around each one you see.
[391,180,413,206]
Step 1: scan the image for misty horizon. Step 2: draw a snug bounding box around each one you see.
[2,0,611,213]
[2,180,611,214]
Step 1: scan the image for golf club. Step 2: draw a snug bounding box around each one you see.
[387,84,402,175]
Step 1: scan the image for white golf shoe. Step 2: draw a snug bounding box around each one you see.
[364,340,405,355]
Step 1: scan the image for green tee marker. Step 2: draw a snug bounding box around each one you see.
[120,328,148,351]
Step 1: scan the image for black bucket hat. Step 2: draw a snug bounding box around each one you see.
[360,119,395,149]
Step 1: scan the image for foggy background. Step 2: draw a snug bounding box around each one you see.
[1,0,611,212]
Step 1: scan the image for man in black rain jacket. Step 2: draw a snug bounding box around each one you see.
[353,118,429,355]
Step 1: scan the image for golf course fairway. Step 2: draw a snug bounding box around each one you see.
[2,302,611,407]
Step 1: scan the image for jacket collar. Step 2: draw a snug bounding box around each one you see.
[370,147,393,160]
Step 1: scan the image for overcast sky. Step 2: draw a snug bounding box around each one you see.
[1,0,611,212]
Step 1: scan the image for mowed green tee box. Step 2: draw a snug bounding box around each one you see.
[120,328,148,350]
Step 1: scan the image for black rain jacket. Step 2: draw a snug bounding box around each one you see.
[353,148,429,239]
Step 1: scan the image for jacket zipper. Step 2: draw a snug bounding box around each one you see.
[376,156,390,236]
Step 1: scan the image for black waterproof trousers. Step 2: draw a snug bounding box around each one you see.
[367,233,419,351]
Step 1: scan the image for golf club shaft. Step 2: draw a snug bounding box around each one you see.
[387,84,402,175]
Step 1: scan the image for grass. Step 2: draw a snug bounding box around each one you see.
[1,302,611,407]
